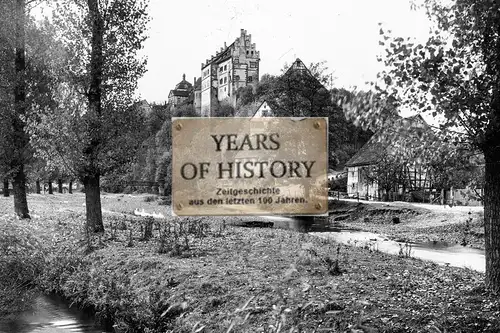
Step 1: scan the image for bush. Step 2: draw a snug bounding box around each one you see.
[0,218,45,316]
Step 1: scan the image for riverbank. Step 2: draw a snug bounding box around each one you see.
[330,199,485,250]
[1,193,498,332]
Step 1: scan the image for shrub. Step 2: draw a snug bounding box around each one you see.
[0,218,45,316]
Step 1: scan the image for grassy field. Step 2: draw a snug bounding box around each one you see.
[330,199,485,250]
[0,193,498,332]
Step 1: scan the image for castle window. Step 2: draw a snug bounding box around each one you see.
[224,65,227,71]
[251,51,254,55]
[219,67,223,72]
[250,61,257,68]
[246,50,249,55]
[224,87,226,91]
[220,78,223,84]
[247,76,253,83]
[234,58,239,64]
[224,77,227,83]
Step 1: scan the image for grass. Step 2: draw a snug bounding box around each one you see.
[331,199,486,250]
[0,193,499,332]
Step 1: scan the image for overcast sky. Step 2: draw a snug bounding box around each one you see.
[31,0,432,104]
[137,0,431,104]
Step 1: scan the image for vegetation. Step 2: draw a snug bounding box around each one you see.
[342,0,500,291]
[1,193,499,332]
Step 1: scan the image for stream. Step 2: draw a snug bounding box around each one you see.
[0,293,109,333]
[268,216,485,272]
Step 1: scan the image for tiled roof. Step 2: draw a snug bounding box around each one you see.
[345,114,433,167]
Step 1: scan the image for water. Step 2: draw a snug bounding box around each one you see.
[0,293,110,333]
[266,215,485,272]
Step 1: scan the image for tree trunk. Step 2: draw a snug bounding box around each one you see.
[81,0,104,235]
[483,150,500,291]
[58,179,63,193]
[12,164,30,219]
[35,180,41,194]
[69,180,73,194]
[84,174,104,233]
[3,179,9,197]
[48,181,53,194]
[11,0,29,219]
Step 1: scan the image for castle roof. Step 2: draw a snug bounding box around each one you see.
[174,74,193,91]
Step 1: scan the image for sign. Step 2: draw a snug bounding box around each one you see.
[172,117,328,216]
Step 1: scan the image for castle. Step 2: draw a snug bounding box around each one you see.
[168,29,260,117]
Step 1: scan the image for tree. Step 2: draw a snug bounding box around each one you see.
[38,0,150,232]
[0,0,32,218]
[213,100,235,117]
[256,60,372,169]
[343,0,500,291]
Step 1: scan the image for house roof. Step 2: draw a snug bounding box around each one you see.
[252,100,272,117]
[345,114,434,167]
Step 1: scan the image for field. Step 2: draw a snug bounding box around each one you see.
[0,193,498,332]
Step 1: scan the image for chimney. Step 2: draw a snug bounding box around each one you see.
[194,77,196,85]
[224,42,227,48]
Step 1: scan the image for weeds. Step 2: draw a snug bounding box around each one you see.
[398,242,413,258]
[142,217,154,241]
[461,212,473,246]
[143,195,157,203]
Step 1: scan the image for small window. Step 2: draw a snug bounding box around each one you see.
[235,75,240,81]
[224,77,227,83]
[246,50,249,55]
[250,61,257,68]
[251,51,254,55]
[234,58,239,64]
[219,67,223,72]
[224,87,226,91]
[247,76,253,83]
[220,78,223,84]
[224,65,227,71]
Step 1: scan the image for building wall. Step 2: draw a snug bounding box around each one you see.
[346,166,379,199]
[253,101,272,118]
[194,90,201,114]
[218,58,232,101]
[201,66,212,116]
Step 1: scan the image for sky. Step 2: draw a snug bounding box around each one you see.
[137,0,432,104]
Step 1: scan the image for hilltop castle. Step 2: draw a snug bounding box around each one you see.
[199,29,260,116]
[168,29,260,116]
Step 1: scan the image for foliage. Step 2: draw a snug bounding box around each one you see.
[27,0,151,231]
[173,103,198,117]
[341,0,500,290]
[237,62,373,169]
[0,216,45,316]
[213,100,235,117]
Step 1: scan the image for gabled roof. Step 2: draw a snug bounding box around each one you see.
[252,100,272,118]
[345,114,434,167]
